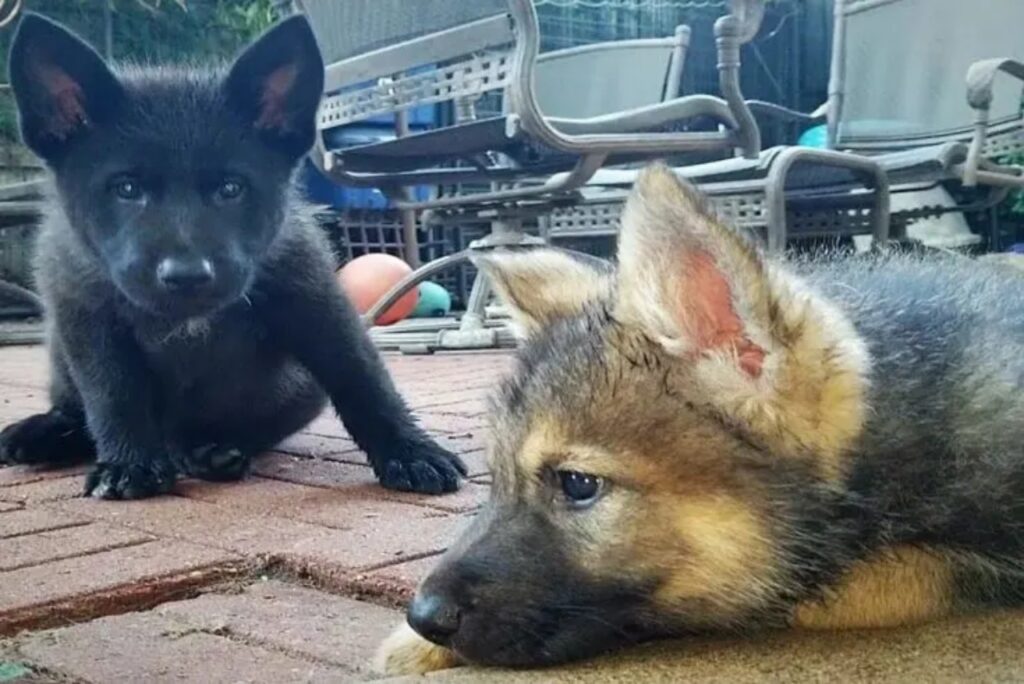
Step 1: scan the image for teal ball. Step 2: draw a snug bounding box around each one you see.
[798,124,828,149]
[412,281,452,318]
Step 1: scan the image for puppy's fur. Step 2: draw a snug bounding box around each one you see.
[0,14,466,499]
[377,164,1024,673]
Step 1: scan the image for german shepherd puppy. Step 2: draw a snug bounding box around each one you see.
[0,14,466,499]
[376,164,1024,673]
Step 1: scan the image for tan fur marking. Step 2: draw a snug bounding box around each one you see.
[517,425,663,491]
[517,417,562,476]
[794,546,954,629]
[655,494,775,615]
[373,622,460,676]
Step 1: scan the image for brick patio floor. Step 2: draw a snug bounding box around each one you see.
[0,344,510,682]
[5,343,1024,683]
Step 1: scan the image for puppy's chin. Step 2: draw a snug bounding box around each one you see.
[373,622,461,676]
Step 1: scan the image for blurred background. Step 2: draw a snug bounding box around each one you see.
[0,0,1020,312]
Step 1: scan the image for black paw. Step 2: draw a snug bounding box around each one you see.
[84,461,177,500]
[373,438,468,495]
[0,411,95,466]
[180,443,251,482]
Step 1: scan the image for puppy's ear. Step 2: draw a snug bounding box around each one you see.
[615,164,871,480]
[615,163,772,376]
[223,15,325,160]
[8,13,123,163]
[472,248,614,339]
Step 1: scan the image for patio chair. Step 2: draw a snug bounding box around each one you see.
[544,0,1024,254]
[296,0,763,206]
[0,179,44,320]
[292,0,771,351]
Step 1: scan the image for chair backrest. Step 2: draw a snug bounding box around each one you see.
[533,30,688,119]
[295,0,517,130]
[297,0,509,65]
[830,0,1024,151]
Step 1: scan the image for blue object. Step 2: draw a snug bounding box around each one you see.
[321,122,430,151]
[1010,243,1024,254]
[798,124,828,149]
[300,158,430,209]
[301,78,439,210]
[411,281,452,318]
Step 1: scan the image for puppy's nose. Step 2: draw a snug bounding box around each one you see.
[157,257,214,292]
[407,592,461,646]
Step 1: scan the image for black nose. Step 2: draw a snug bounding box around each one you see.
[157,258,214,293]
[407,592,461,646]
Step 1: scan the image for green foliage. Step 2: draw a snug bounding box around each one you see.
[0,662,33,682]
[0,0,278,142]
[999,152,1024,216]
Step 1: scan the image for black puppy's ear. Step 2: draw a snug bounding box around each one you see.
[224,15,325,160]
[8,13,123,163]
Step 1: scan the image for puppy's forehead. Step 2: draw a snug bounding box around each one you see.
[488,311,685,486]
[104,67,254,163]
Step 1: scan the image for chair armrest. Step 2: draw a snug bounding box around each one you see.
[505,0,764,158]
[0,280,43,315]
[964,58,1024,186]
[542,95,738,136]
[745,100,824,124]
[966,58,1024,110]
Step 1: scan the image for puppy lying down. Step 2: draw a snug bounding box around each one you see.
[376,165,1024,674]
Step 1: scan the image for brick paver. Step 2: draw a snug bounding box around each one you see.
[0,345,510,680]
[0,522,152,572]
[360,553,444,602]
[0,473,86,504]
[15,612,351,683]
[0,506,88,538]
[0,464,90,487]
[0,540,243,635]
[155,580,401,674]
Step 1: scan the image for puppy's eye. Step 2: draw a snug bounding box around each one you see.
[110,177,144,201]
[557,470,604,508]
[215,178,246,202]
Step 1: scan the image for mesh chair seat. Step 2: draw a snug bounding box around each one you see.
[543,145,891,251]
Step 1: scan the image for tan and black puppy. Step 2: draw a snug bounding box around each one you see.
[376,164,1024,674]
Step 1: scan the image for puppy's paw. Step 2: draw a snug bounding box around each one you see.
[374,438,467,495]
[0,411,94,466]
[180,443,251,482]
[373,622,461,676]
[84,460,177,500]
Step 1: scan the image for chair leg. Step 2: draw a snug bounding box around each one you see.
[458,267,492,332]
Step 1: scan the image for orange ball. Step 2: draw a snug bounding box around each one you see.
[337,253,418,326]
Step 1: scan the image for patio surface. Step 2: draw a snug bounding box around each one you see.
[1,343,1024,683]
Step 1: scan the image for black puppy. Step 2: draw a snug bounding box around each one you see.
[0,13,466,499]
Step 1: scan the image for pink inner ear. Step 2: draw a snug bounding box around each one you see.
[37,61,88,139]
[678,250,765,377]
[255,63,299,131]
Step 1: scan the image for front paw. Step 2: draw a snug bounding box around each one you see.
[179,443,251,482]
[0,411,94,466]
[372,437,467,495]
[84,460,177,500]
[373,622,461,676]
